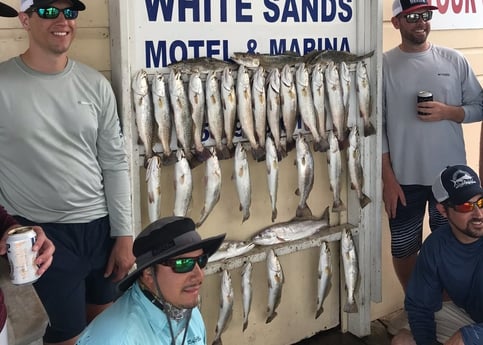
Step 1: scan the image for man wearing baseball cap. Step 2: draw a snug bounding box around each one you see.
[392,165,483,345]
[0,0,135,344]
[382,0,483,299]
[76,217,225,345]
[0,1,16,16]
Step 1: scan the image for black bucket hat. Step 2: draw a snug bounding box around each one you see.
[0,2,17,17]
[118,217,225,291]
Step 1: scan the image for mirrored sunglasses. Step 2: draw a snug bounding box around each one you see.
[403,10,432,23]
[449,197,483,213]
[30,6,78,20]
[160,254,209,273]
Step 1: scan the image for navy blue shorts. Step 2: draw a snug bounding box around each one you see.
[389,185,447,258]
[16,216,116,343]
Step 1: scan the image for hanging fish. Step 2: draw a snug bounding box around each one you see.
[173,149,192,217]
[146,156,161,222]
[311,62,330,152]
[197,148,221,227]
[315,241,332,319]
[341,229,359,313]
[236,64,264,161]
[132,69,154,163]
[265,136,279,222]
[252,66,267,150]
[347,126,371,208]
[169,69,193,162]
[221,67,237,153]
[327,130,345,212]
[206,70,230,160]
[280,64,297,152]
[266,68,285,160]
[241,261,253,332]
[356,61,376,137]
[233,143,251,223]
[212,270,234,345]
[295,63,326,152]
[189,71,210,162]
[295,136,314,218]
[151,72,174,164]
[325,61,347,143]
[266,249,284,324]
[208,241,255,263]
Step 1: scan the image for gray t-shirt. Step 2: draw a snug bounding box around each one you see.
[382,44,482,185]
[0,57,132,237]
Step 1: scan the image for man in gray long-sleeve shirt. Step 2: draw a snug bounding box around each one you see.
[0,0,135,344]
[382,0,483,295]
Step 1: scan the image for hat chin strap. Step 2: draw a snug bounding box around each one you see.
[149,266,190,321]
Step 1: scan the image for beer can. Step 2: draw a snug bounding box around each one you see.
[6,226,39,285]
[417,90,433,115]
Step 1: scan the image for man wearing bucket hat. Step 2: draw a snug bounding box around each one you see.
[392,165,483,345]
[0,0,134,344]
[76,217,225,345]
[382,0,483,296]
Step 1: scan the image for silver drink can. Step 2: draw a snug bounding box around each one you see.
[6,226,39,285]
[417,90,433,115]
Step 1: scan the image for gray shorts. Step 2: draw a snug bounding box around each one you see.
[434,301,474,343]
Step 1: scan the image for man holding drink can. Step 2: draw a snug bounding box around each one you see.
[0,2,54,344]
[382,0,483,298]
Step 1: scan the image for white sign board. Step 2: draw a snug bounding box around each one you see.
[132,1,362,70]
[429,0,483,30]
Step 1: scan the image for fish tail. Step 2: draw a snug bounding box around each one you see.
[313,138,329,152]
[216,145,232,160]
[242,209,250,223]
[363,122,376,137]
[285,137,296,153]
[360,194,371,208]
[212,337,223,345]
[276,146,287,161]
[251,147,266,162]
[194,147,212,163]
[315,306,324,319]
[242,320,248,332]
[296,204,313,219]
[343,301,358,313]
[332,200,346,213]
[266,311,278,324]
[161,152,178,166]
[271,208,278,223]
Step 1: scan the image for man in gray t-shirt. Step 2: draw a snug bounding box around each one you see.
[382,0,483,294]
[0,0,135,344]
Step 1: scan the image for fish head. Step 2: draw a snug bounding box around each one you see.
[151,72,166,97]
[231,52,260,68]
[295,63,309,86]
[349,126,360,147]
[131,69,148,95]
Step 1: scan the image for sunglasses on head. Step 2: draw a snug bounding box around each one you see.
[29,6,78,20]
[448,197,483,213]
[160,253,209,273]
[402,10,432,23]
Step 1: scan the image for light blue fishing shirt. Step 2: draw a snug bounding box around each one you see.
[76,281,207,345]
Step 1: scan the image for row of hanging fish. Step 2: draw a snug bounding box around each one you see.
[146,121,370,226]
[210,229,359,344]
[131,49,375,170]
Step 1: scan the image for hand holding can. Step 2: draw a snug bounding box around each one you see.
[6,226,40,285]
[417,91,433,115]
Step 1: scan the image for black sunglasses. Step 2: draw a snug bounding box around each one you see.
[29,6,78,20]
[402,10,433,23]
[448,197,483,213]
[160,254,209,273]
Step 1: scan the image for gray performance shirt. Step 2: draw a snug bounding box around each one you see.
[0,57,132,237]
[382,44,483,185]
